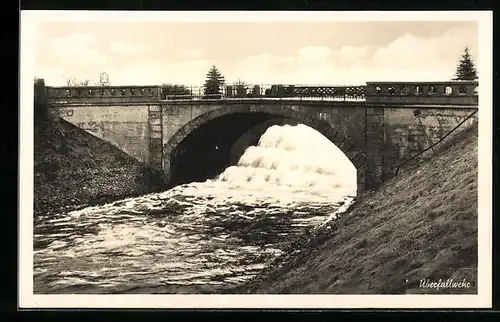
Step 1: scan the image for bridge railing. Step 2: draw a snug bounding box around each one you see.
[46,83,366,103]
[365,81,478,106]
[45,80,479,106]
[46,85,162,103]
[161,84,366,101]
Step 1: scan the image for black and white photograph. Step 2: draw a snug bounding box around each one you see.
[19,11,492,309]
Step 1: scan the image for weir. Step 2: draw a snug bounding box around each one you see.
[41,80,479,192]
[216,124,357,201]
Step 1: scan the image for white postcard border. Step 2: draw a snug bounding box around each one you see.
[19,10,493,309]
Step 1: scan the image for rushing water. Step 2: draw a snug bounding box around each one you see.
[34,124,357,294]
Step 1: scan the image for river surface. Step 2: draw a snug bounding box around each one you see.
[33,124,357,294]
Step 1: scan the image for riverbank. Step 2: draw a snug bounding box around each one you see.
[34,118,167,216]
[233,122,478,294]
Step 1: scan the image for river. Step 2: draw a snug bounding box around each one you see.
[33,124,357,294]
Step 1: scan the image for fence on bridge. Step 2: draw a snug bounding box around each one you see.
[161,84,366,101]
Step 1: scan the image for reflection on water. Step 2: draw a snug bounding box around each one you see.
[34,124,357,294]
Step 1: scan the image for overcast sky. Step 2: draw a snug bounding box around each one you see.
[33,21,478,86]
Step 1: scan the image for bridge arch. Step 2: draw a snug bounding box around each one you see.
[163,104,367,190]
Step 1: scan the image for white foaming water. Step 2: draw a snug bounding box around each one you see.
[34,124,357,294]
[209,123,356,204]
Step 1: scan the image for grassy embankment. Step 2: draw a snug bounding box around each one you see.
[236,122,478,294]
[34,118,167,216]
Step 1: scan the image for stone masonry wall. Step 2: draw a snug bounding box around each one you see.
[58,105,151,163]
[381,107,478,181]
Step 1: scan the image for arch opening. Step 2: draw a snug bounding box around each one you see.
[168,112,278,186]
[164,105,366,200]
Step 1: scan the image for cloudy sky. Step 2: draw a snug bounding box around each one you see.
[33,21,478,86]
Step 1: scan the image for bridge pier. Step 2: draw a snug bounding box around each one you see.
[356,165,367,193]
[364,107,386,189]
[148,104,163,171]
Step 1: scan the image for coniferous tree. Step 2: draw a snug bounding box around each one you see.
[233,79,249,98]
[203,65,225,99]
[453,47,478,81]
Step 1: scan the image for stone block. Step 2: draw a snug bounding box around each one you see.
[366,138,385,146]
[316,123,331,136]
[281,106,294,117]
[150,137,162,147]
[332,134,345,147]
[366,119,383,128]
[303,114,314,124]
[148,105,162,112]
[149,161,163,171]
[148,111,162,118]
[349,152,367,168]
[190,117,204,128]
[365,154,383,165]
[272,104,285,114]
[249,105,261,112]
[366,107,385,115]
[148,118,162,125]
[223,105,235,114]
[150,145,163,153]
[150,131,162,139]
[342,140,359,152]
[239,104,253,112]
[150,124,162,132]
[150,153,162,161]
[367,119,384,127]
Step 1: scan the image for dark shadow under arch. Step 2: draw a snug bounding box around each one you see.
[163,104,367,191]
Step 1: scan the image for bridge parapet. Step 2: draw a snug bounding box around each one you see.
[47,85,162,104]
[365,81,478,106]
[45,81,479,107]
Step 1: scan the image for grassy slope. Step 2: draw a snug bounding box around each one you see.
[237,122,478,294]
[34,119,166,215]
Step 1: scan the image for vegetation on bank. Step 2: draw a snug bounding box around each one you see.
[34,118,167,216]
[235,122,478,294]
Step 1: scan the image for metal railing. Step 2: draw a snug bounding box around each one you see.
[161,84,367,101]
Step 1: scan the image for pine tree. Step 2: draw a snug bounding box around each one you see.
[453,47,478,81]
[234,79,249,98]
[203,65,225,99]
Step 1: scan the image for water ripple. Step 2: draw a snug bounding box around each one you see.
[34,124,357,293]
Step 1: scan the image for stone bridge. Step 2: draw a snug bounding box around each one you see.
[43,81,479,192]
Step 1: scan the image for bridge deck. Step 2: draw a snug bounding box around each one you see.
[48,97,478,109]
